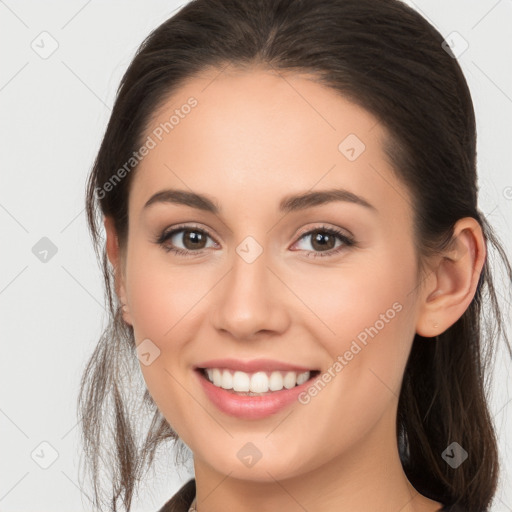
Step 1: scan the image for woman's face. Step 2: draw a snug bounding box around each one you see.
[115,67,426,482]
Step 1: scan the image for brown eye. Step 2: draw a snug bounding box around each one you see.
[155,225,218,256]
[293,225,355,258]
[309,230,337,251]
[179,229,208,250]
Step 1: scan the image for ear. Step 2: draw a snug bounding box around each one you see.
[104,216,133,326]
[415,217,486,337]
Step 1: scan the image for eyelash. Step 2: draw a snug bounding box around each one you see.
[153,223,356,259]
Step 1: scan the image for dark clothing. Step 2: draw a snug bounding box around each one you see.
[158,478,196,512]
[157,478,472,511]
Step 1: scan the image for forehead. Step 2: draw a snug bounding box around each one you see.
[130,66,412,221]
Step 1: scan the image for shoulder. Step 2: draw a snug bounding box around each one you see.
[157,478,196,512]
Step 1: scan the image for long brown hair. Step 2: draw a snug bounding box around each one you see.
[79,0,512,510]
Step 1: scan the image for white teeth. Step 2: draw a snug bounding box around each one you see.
[233,371,250,391]
[296,371,309,385]
[269,371,283,391]
[212,368,222,387]
[283,371,297,389]
[203,368,312,393]
[250,371,268,393]
[221,370,233,390]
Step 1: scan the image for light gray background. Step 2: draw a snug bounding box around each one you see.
[1,1,511,511]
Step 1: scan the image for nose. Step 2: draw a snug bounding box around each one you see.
[211,247,290,341]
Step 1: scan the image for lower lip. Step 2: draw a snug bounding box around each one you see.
[195,369,317,420]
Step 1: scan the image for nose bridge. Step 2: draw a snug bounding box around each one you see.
[212,235,288,339]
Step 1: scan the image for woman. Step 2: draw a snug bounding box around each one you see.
[78,0,512,511]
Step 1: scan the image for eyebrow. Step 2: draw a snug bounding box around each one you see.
[143,187,377,214]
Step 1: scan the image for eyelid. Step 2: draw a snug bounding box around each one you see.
[156,222,220,246]
[290,224,355,256]
[294,223,354,240]
[155,222,355,257]
[157,223,351,244]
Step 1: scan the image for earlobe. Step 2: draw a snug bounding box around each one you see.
[103,216,133,326]
[415,218,486,338]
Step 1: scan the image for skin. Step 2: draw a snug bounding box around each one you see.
[104,65,486,512]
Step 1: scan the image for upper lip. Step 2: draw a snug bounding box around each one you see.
[194,358,318,373]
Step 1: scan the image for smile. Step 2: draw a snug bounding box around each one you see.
[201,368,316,394]
[194,366,321,419]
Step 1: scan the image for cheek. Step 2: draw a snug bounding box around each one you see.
[302,248,414,335]
[124,247,208,342]
[295,245,418,389]
[123,249,210,435]
[283,248,418,459]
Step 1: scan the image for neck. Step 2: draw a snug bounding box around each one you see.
[191,407,443,512]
